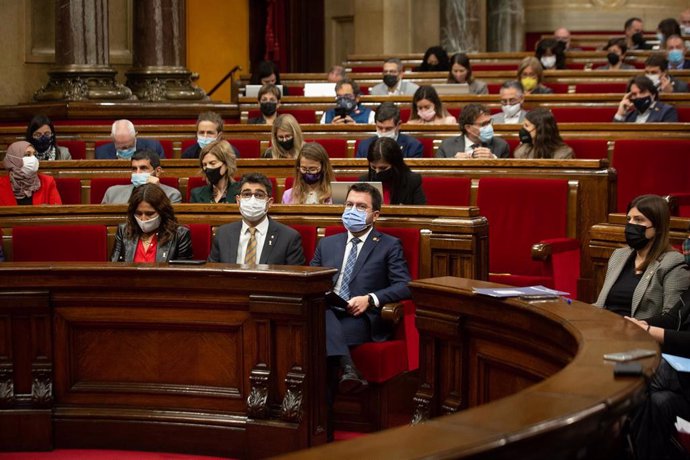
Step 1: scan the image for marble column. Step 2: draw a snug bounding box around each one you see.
[125,0,206,101]
[487,0,524,52]
[441,0,485,52]
[34,0,132,101]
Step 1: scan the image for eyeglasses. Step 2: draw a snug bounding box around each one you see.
[240,191,268,200]
[345,202,369,212]
[277,135,293,142]
[299,167,321,174]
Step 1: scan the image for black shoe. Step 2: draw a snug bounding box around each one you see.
[338,364,368,394]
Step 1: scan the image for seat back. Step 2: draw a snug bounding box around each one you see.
[422,177,471,206]
[12,225,107,262]
[91,177,179,204]
[566,139,609,160]
[419,138,436,158]
[248,109,316,124]
[186,223,212,260]
[305,138,348,158]
[58,140,86,159]
[290,224,318,264]
[186,176,207,202]
[612,139,690,212]
[477,178,569,278]
[54,177,82,204]
[574,82,627,93]
[551,107,617,123]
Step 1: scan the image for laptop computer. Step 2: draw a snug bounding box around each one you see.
[304,82,336,97]
[330,181,384,205]
[244,84,283,98]
[432,83,470,95]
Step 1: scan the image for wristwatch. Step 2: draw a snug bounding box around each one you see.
[367,294,376,308]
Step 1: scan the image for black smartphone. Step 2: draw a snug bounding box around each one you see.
[325,291,349,313]
[334,107,349,118]
[168,259,207,265]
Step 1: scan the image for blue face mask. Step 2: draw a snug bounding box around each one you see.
[197,136,216,149]
[117,147,136,159]
[342,207,369,233]
[131,172,150,187]
[479,124,494,143]
[668,49,685,64]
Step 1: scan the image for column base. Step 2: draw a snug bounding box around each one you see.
[34,65,133,102]
[125,67,208,102]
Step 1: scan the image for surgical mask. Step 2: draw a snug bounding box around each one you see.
[668,49,684,64]
[417,108,436,122]
[197,136,216,149]
[131,172,150,187]
[540,56,557,69]
[31,134,53,153]
[501,103,521,119]
[633,96,653,114]
[277,138,294,151]
[376,129,398,140]
[135,214,161,234]
[518,127,533,144]
[341,207,369,233]
[372,168,394,182]
[606,52,620,66]
[683,237,690,265]
[302,172,322,185]
[645,73,661,87]
[521,77,537,92]
[479,124,494,143]
[204,166,224,186]
[21,156,39,175]
[383,74,398,88]
[335,96,357,114]
[625,223,652,250]
[117,147,136,160]
[260,101,278,117]
[239,196,268,222]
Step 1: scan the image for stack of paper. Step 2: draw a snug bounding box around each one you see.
[472,285,569,298]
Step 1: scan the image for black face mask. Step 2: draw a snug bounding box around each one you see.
[632,32,646,46]
[518,127,533,144]
[277,138,294,151]
[625,223,652,250]
[260,101,277,117]
[31,134,53,152]
[335,96,357,114]
[383,74,398,88]
[372,168,394,182]
[606,52,620,66]
[633,96,653,114]
[204,166,224,186]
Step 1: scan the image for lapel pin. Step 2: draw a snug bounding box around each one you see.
[373,236,379,242]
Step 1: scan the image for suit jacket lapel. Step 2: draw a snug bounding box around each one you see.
[259,218,276,264]
[156,234,174,262]
[228,223,241,262]
[331,233,348,282]
[632,259,661,315]
[351,229,381,279]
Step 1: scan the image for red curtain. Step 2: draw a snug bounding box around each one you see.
[264,0,287,69]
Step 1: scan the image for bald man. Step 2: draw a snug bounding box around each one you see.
[95,119,166,160]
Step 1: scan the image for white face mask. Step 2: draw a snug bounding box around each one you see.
[501,103,521,118]
[135,214,160,234]
[540,56,557,69]
[417,108,436,122]
[376,129,398,140]
[21,156,39,175]
[645,73,661,87]
[239,196,268,222]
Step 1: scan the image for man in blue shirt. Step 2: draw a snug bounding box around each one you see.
[320,79,374,125]
[355,102,424,158]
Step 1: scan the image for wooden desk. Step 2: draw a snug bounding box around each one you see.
[278,276,659,460]
[0,263,336,458]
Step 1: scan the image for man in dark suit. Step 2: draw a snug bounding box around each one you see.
[614,75,679,123]
[436,103,510,159]
[95,119,166,159]
[355,102,423,158]
[311,183,411,394]
[665,35,690,70]
[208,173,305,265]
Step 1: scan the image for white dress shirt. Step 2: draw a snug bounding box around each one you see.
[236,217,269,264]
[333,227,380,306]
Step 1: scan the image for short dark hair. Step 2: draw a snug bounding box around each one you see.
[132,149,161,169]
[251,60,280,85]
[628,75,659,99]
[500,80,524,94]
[375,102,401,124]
[645,53,669,71]
[603,37,628,54]
[335,78,361,97]
[624,17,642,30]
[458,103,490,135]
[347,182,382,212]
[239,172,272,197]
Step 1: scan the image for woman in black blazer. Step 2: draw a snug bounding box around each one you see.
[360,137,426,205]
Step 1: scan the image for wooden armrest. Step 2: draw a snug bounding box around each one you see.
[531,243,551,261]
[531,238,580,261]
[380,302,404,325]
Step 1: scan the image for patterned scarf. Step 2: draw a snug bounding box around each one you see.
[4,141,40,200]
[34,145,56,161]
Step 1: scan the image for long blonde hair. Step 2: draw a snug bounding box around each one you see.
[199,140,237,185]
[289,143,334,204]
[270,114,304,159]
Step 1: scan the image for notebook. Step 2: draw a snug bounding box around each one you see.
[244,84,283,98]
[432,83,470,95]
[304,83,337,97]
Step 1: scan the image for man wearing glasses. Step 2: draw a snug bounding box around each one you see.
[436,103,510,159]
[491,81,528,124]
[208,173,305,265]
[320,79,374,125]
[369,58,419,96]
[311,183,411,405]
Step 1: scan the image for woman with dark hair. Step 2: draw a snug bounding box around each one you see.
[596,38,635,70]
[360,137,425,205]
[417,46,449,72]
[190,140,240,203]
[514,108,573,159]
[25,115,71,160]
[282,143,335,204]
[447,53,488,94]
[594,194,689,319]
[407,85,456,125]
[111,183,193,262]
[0,141,61,205]
[656,18,681,46]
[535,38,567,70]
[614,75,678,122]
[250,60,289,96]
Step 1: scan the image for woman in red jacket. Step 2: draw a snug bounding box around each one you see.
[0,141,61,205]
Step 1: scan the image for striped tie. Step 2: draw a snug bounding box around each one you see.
[244,227,257,264]
[338,237,361,300]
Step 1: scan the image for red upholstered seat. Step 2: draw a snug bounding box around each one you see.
[422,176,471,206]
[12,225,107,262]
[419,138,436,158]
[551,106,618,122]
[182,138,261,159]
[612,139,690,213]
[448,107,461,120]
[305,138,348,158]
[574,82,627,93]
[54,177,82,204]
[400,108,411,123]
[284,85,304,96]
[59,140,86,159]
[477,178,580,297]
[90,177,179,204]
[472,63,517,71]
[349,66,380,73]
[186,176,207,202]
[248,109,317,124]
[677,107,690,122]
[542,83,569,94]
[185,223,212,260]
[506,138,520,155]
[94,140,171,157]
[290,224,318,264]
[565,139,609,160]
[487,83,502,94]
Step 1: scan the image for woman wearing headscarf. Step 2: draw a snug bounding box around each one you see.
[0,141,62,205]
